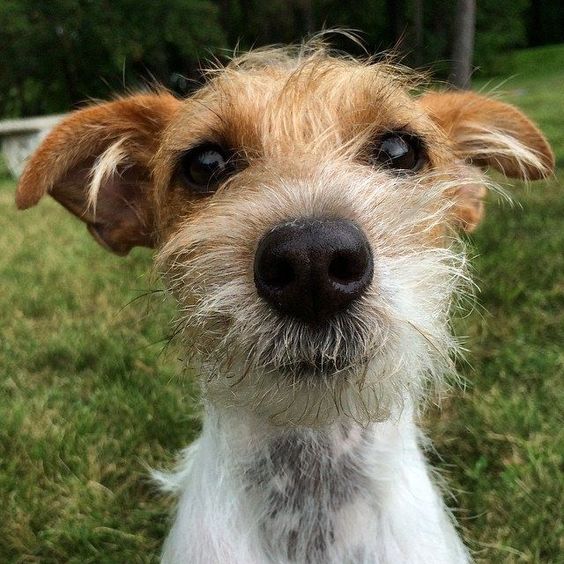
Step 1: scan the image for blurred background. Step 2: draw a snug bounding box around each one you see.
[0,0,563,118]
[0,2,562,563]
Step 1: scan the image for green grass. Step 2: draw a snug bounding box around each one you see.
[430,46,564,562]
[1,44,563,563]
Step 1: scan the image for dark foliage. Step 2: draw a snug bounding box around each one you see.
[0,0,562,117]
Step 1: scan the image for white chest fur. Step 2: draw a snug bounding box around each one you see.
[159,406,469,563]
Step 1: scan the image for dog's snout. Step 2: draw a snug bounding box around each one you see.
[254,218,373,323]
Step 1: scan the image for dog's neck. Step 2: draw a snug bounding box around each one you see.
[198,403,421,561]
[162,401,468,563]
[203,401,419,473]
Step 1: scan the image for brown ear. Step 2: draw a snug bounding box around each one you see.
[420,90,554,180]
[420,91,554,232]
[16,93,180,255]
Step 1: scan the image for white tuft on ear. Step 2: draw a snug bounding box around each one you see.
[420,90,554,181]
[87,137,130,216]
[458,124,550,180]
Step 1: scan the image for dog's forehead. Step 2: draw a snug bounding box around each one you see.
[164,56,433,155]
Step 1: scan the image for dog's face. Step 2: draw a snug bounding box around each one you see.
[17,47,553,426]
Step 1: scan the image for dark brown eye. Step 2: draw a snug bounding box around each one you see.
[179,143,231,192]
[374,133,425,172]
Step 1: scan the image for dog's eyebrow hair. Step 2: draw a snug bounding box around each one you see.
[377,123,422,136]
[172,127,234,156]
[189,96,227,125]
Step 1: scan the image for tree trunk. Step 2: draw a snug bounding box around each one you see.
[413,0,424,66]
[298,0,315,34]
[450,0,476,89]
[387,0,406,48]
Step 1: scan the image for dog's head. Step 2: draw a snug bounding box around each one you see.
[17,45,553,426]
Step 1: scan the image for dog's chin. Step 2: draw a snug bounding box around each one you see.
[202,348,402,428]
[249,313,377,379]
[273,353,359,380]
[194,310,409,425]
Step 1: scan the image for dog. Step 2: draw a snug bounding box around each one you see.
[16,39,553,563]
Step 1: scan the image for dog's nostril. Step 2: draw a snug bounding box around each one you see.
[328,251,367,283]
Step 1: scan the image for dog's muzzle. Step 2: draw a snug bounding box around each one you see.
[254,218,374,324]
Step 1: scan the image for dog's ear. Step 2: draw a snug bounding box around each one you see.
[420,90,554,179]
[16,93,180,255]
[419,91,554,231]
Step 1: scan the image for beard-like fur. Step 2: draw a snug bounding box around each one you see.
[158,159,473,426]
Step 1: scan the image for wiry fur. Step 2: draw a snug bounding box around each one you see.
[15,37,554,564]
[157,163,471,428]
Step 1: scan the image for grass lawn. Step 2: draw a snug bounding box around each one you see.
[1,45,562,563]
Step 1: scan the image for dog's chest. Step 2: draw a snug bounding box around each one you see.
[244,424,375,563]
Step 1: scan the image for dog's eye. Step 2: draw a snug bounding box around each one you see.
[373,133,425,172]
[179,144,232,192]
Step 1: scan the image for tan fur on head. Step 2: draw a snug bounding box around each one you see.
[15,39,554,423]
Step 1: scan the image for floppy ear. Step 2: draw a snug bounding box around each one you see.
[16,93,180,255]
[419,90,554,231]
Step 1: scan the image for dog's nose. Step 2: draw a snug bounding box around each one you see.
[254,218,373,323]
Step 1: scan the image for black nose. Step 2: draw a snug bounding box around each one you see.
[254,218,373,324]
